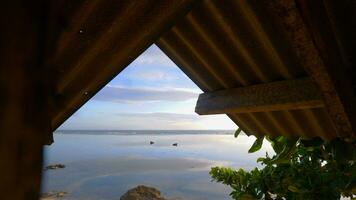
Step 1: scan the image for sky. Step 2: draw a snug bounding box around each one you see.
[58,45,237,130]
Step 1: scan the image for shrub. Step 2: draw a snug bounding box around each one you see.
[210,129,356,200]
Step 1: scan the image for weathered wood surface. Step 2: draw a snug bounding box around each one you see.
[296,0,356,139]
[195,78,324,114]
[0,1,51,199]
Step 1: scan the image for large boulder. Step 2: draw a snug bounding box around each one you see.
[120,185,168,200]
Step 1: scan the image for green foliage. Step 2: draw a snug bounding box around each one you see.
[248,137,264,153]
[210,133,356,200]
[235,128,242,138]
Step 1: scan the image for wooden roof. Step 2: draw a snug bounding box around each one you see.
[157,0,356,140]
[47,0,355,141]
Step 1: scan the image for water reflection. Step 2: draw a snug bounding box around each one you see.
[42,133,273,200]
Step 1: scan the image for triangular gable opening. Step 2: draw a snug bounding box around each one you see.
[57,44,237,131]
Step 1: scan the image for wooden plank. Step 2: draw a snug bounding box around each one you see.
[296,0,356,139]
[195,77,324,115]
[49,0,197,130]
[0,1,51,199]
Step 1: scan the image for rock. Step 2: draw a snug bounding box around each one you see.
[45,164,65,170]
[172,143,178,147]
[120,185,168,200]
[150,141,155,145]
[40,191,67,200]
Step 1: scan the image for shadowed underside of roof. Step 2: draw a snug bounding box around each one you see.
[157,0,356,140]
[48,0,355,141]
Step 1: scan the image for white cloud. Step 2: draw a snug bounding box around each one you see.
[105,112,204,130]
[92,85,199,103]
[117,112,200,121]
[129,70,176,81]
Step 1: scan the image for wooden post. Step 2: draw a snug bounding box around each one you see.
[0,1,51,199]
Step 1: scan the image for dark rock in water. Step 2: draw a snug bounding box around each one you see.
[41,191,67,199]
[120,185,168,200]
[150,141,155,145]
[44,164,65,170]
[172,143,178,146]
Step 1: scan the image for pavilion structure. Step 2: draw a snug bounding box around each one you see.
[1,1,355,199]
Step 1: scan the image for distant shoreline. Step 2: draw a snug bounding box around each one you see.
[53,130,238,136]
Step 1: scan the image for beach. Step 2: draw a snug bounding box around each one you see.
[42,131,273,200]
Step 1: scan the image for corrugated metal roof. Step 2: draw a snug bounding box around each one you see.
[157,0,345,140]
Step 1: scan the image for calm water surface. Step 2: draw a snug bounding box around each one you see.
[42,131,273,200]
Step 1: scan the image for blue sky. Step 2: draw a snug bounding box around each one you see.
[58,45,237,130]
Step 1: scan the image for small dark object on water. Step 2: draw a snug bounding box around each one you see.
[150,141,155,145]
[45,164,65,170]
[172,143,178,146]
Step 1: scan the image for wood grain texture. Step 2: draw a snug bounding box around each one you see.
[296,0,356,139]
[0,1,51,199]
[195,78,324,114]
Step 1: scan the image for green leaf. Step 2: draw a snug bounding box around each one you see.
[234,128,242,138]
[240,193,256,200]
[269,138,298,164]
[257,157,265,163]
[266,136,285,154]
[288,185,299,193]
[249,137,264,153]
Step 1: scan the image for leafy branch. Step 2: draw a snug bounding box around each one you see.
[210,132,356,200]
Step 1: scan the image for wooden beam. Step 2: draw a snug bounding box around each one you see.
[296,0,356,139]
[195,78,324,115]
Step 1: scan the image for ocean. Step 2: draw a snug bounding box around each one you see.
[42,130,273,200]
